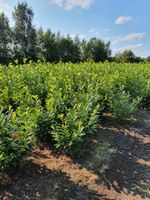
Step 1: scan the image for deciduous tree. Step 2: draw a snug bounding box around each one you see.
[12,2,37,60]
[0,13,11,64]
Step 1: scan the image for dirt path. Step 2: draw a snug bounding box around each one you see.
[0,110,150,200]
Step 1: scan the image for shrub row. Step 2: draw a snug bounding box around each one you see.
[0,62,150,169]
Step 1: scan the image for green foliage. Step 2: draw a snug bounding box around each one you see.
[84,37,111,62]
[37,28,59,62]
[12,2,37,60]
[109,89,141,119]
[1,1,150,65]
[0,62,150,169]
[58,35,81,63]
[0,1,112,64]
[146,56,150,63]
[50,97,100,151]
[114,50,136,63]
[0,13,11,64]
[0,105,41,170]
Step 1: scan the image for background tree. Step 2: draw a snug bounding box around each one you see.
[80,39,87,61]
[36,27,44,59]
[146,56,150,63]
[84,37,111,62]
[37,28,58,62]
[114,50,136,63]
[0,13,11,64]
[12,2,37,60]
[58,35,81,63]
[73,35,82,62]
[0,1,145,64]
[105,41,111,60]
[134,56,144,63]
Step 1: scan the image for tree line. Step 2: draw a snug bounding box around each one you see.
[0,2,149,64]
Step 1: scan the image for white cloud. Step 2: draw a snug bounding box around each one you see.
[115,16,132,24]
[111,33,145,45]
[111,36,122,45]
[51,0,63,7]
[123,33,145,41]
[51,0,93,10]
[113,43,143,53]
[111,40,119,45]
[0,0,12,17]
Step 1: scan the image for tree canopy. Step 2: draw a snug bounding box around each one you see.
[0,2,147,64]
[114,50,136,63]
[12,2,36,60]
[0,13,11,64]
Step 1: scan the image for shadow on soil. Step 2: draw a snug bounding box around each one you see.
[0,110,150,200]
[97,112,150,198]
[0,160,111,200]
[100,129,150,198]
[68,111,150,199]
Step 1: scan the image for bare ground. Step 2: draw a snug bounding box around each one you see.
[0,110,150,200]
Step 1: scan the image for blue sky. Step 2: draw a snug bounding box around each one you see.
[0,0,150,57]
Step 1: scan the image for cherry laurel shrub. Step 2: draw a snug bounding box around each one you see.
[0,105,41,170]
[0,62,150,169]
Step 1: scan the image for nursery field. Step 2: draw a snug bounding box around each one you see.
[0,62,150,199]
[0,61,150,170]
